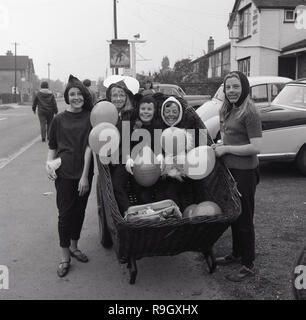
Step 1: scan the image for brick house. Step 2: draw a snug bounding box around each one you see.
[190,37,231,80]
[0,50,35,103]
[228,0,306,79]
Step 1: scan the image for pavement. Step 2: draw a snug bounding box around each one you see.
[0,103,21,110]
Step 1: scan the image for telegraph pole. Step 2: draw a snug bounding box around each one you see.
[12,42,19,103]
[113,0,118,75]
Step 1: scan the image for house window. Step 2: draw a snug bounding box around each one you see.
[238,57,250,76]
[239,6,251,39]
[284,9,296,22]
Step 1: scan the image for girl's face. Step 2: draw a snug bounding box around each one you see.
[110,87,127,110]
[225,76,242,104]
[139,102,155,123]
[163,103,179,126]
[68,87,84,111]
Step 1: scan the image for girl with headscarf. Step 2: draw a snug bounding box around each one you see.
[156,94,212,208]
[214,71,262,282]
[46,75,94,277]
[103,77,138,216]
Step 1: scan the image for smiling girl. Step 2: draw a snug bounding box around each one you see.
[215,71,262,282]
[46,75,94,277]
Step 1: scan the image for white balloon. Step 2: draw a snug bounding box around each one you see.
[185,145,216,180]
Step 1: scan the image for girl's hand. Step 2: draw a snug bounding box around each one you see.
[46,162,57,180]
[156,153,164,171]
[214,145,229,158]
[125,158,134,175]
[78,176,89,196]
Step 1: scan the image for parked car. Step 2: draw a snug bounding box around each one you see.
[198,77,306,174]
[153,83,211,109]
[196,76,292,140]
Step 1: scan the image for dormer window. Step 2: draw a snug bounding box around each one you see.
[284,9,296,22]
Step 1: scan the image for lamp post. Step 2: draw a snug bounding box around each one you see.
[12,42,19,103]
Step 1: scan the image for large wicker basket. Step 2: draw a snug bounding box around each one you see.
[96,156,241,284]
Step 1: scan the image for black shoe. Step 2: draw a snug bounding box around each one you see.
[225,265,255,282]
[42,138,46,142]
[216,254,241,266]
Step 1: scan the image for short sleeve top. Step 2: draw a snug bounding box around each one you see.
[48,109,94,179]
[220,107,262,169]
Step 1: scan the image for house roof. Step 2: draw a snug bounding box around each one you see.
[0,55,34,71]
[191,42,231,64]
[228,0,306,27]
[282,39,306,53]
[253,0,306,9]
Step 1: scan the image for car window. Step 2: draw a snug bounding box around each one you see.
[271,83,286,100]
[177,87,186,97]
[214,85,225,101]
[273,84,306,108]
[250,85,268,103]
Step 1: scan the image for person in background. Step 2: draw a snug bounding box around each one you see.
[83,79,97,105]
[141,79,156,96]
[214,71,262,282]
[32,81,58,142]
[47,75,94,278]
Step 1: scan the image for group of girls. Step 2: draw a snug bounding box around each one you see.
[46,71,262,283]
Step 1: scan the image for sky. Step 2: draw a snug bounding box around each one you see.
[0,0,234,84]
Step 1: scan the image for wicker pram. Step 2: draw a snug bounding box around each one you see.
[96,156,241,284]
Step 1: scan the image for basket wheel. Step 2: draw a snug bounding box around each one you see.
[97,179,113,248]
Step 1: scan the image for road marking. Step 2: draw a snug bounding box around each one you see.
[0,135,41,170]
[0,118,7,121]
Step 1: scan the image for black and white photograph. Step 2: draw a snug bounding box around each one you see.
[0,0,306,304]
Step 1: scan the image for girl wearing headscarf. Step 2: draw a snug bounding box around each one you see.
[46,75,94,277]
[157,95,212,208]
[214,71,262,282]
[104,78,137,216]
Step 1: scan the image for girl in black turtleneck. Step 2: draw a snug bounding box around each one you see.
[214,71,263,282]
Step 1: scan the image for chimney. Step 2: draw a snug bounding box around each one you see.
[6,50,13,56]
[208,36,214,53]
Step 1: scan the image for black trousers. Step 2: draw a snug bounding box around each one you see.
[55,177,93,248]
[109,164,130,216]
[229,167,260,267]
[38,111,54,140]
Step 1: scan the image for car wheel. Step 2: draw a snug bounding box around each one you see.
[296,145,306,175]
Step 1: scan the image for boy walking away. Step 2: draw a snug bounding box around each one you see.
[32,81,58,142]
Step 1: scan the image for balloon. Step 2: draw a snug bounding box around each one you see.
[133,146,161,187]
[192,201,222,217]
[160,127,187,156]
[90,101,118,127]
[184,145,215,180]
[88,122,120,163]
[183,204,197,218]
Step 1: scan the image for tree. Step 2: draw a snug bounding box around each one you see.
[173,58,193,82]
[161,56,170,72]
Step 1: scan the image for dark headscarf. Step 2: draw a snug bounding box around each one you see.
[223,71,250,107]
[64,74,93,111]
